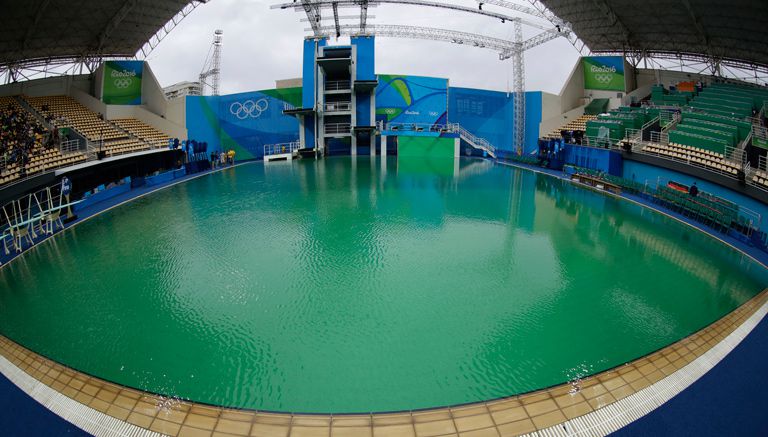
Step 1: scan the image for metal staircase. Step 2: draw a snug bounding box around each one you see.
[450,123,497,158]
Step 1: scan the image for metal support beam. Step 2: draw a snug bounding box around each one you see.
[473,0,544,19]
[275,0,550,30]
[525,0,590,55]
[96,0,140,53]
[359,0,369,33]
[499,26,570,59]
[332,2,341,38]
[22,0,51,51]
[512,20,525,155]
[301,0,324,36]
[309,24,516,54]
[300,14,375,22]
[590,0,632,49]
[137,1,208,59]
[679,0,709,49]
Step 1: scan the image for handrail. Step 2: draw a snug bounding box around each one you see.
[325,80,351,91]
[450,123,497,158]
[384,122,451,132]
[642,115,661,131]
[59,139,81,154]
[324,102,352,112]
[325,123,351,134]
[263,141,300,156]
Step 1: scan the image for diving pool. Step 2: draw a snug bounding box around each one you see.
[0,157,765,413]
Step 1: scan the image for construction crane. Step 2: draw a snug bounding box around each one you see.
[199,29,223,96]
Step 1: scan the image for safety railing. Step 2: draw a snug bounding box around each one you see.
[749,155,768,193]
[324,102,351,112]
[583,136,619,149]
[649,131,669,144]
[624,128,641,142]
[325,80,351,91]
[659,109,680,130]
[263,141,300,157]
[324,123,351,134]
[642,116,661,131]
[59,139,81,154]
[723,144,747,166]
[384,122,452,133]
[753,125,768,147]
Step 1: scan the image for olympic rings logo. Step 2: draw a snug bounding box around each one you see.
[230,99,269,119]
[114,78,133,89]
[594,73,614,84]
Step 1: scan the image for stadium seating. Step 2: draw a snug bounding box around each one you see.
[544,114,597,139]
[640,142,740,176]
[1,96,87,186]
[0,94,173,187]
[111,118,169,148]
[24,95,126,142]
[751,170,768,190]
[23,95,168,158]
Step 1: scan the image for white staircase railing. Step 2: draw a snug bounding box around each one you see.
[661,110,681,133]
[449,123,497,158]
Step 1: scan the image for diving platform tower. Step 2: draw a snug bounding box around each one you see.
[284,36,378,157]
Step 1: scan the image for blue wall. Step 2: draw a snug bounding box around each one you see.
[623,160,768,232]
[448,87,542,154]
[376,75,448,126]
[564,144,622,175]
[352,36,375,81]
[187,89,300,159]
[302,39,326,109]
[357,93,372,126]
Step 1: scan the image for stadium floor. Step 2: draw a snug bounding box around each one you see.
[0,158,766,436]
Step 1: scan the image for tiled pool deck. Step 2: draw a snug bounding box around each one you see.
[1,159,767,436]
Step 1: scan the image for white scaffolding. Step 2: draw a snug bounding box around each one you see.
[199,29,223,96]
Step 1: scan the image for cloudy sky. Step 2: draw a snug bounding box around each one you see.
[146,0,582,95]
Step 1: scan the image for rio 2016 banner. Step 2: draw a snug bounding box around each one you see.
[102,61,143,105]
[582,56,625,91]
[376,75,448,126]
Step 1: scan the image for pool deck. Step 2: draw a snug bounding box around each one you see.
[1,158,767,436]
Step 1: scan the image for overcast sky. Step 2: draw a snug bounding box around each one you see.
[146,0,581,95]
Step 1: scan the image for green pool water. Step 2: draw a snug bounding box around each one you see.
[1,157,766,413]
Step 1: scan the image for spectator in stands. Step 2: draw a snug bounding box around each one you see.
[1,103,46,180]
[689,182,699,197]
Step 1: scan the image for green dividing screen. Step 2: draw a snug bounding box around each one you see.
[397,136,455,158]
